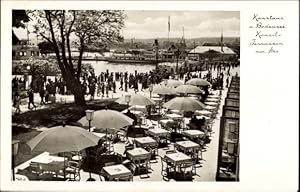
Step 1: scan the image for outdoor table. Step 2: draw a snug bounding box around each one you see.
[130,110,144,116]
[175,140,200,155]
[182,130,205,139]
[126,148,151,174]
[164,152,191,175]
[169,109,181,114]
[32,155,66,177]
[159,119,173,127]
[134,137,158,148]
[205,105,216,110]
[101,164,132,181]
[126,148,150,162]
[39,161,65,175]
[134,124,149,130]
[196,115,210,120]
[148,128,169,138]
[207,95,220,98]
[204,101,218,106]
[206,98,219,102]
[129,105,147,113]
[165,113,183,120]
[195,110,212,116]
[122,109,143,116]
[34,155,65,164]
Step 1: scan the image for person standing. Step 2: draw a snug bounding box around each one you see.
[105,82,109,98]
[39,86,46,105]
[226,76,229,88]
[125,79,128,92]
[15,91,21,113]
[119,77,124,91]
[101,82,105,98]
[90,82,96,100]
[112,80,116,93]
[27,88,36,109]
[97,81,101,97]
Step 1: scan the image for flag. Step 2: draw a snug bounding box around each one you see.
[168,16,170,32]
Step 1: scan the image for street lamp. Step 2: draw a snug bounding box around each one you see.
[85,110,95,181]
[12,140,20,181]
[85,109,94,132]
[174,48,181,75]
[149,84,153,98]
[125,94,131,109]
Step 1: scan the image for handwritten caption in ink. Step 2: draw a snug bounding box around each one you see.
[249,14,285,54]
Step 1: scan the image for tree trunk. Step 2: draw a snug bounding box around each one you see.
[63,65,86,106]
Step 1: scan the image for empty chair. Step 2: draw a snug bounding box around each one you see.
[160,156,174,181]
[65,160,81,181]
[180,160,196,180]
[29,162,42,178]
[114,174,133,181]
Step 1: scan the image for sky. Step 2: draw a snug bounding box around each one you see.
[123,11,240,39]
[13,11,240,41]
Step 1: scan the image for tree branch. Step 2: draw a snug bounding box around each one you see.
[45,10,65,74]
[77,37,84,81]
[66,11,76,71]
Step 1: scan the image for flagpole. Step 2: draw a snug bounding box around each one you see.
[168,16,170,44]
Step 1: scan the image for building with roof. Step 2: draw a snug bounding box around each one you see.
[188,32,238,62]
[12,28,40,59]
[188,45,237,61]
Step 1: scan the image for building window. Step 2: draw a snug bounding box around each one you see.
[31,51,34,56]
[19,52,23,56]
[23,52,27,56]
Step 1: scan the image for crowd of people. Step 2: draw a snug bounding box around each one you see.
[12,60,239,113]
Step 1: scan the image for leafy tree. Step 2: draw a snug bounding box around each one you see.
[12,10,30,44]
[12,10,30,28]
[28,10,125,105]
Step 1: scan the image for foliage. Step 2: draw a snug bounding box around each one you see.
[27,10,126,105]
[12,10,30,28]
[38,41,55,53]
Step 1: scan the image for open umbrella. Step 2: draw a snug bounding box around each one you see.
[163,97,206,112]
[160,79,183,88]
[115,93,155,106]
[27,125,101,180]
[186,78,211,87]
[152,84,175,95]
[78,109,134,131]
[27,125,100,153]
[175,85,204,95]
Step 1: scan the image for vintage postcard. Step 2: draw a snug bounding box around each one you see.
[1,1,298,192]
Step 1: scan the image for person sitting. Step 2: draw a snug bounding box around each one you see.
[198,117,206,132]
[188,115,199,130]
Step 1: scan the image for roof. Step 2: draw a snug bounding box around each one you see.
[189,46,236,54]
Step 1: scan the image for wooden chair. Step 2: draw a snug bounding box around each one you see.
[160,156,172,181]
[180,160,196,180]
[65,160,81,181]
[29,162,43,179]
[114,174,133,181]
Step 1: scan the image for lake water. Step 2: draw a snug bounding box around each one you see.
[84,61,156,75]
[84,60,180,75]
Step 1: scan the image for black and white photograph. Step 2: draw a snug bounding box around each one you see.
[1,1,298,192]
[10,9,240,182]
